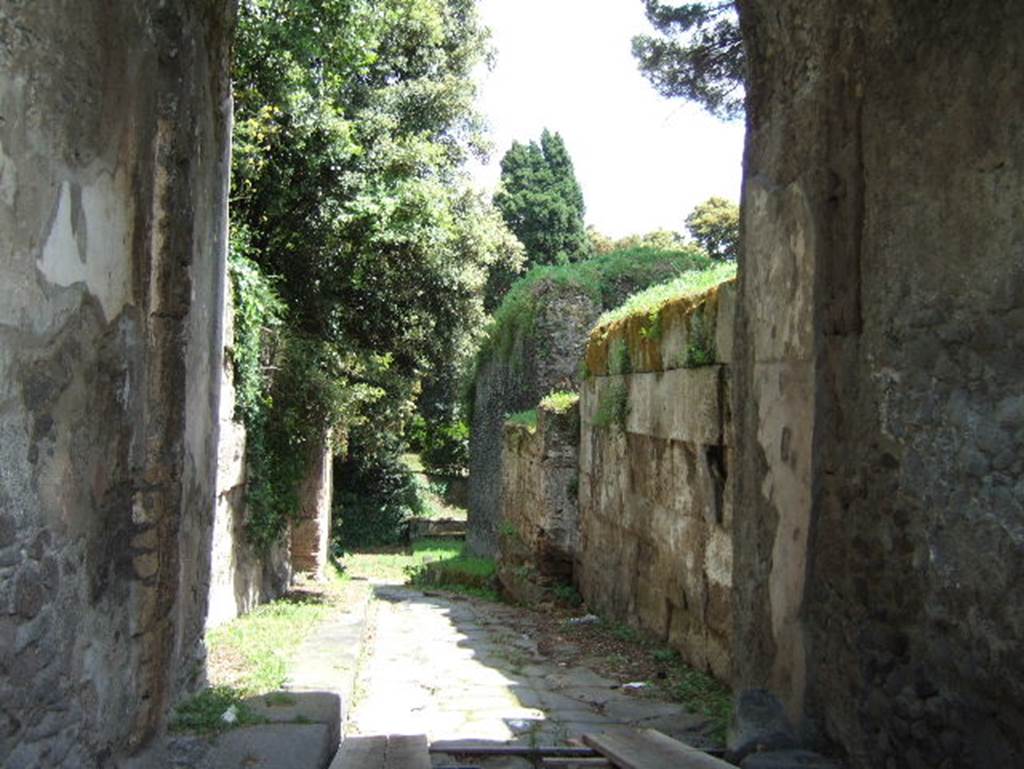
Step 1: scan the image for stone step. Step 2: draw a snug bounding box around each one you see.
[119,691,342,769]
[244,690,344,748]
[207,723,334,768]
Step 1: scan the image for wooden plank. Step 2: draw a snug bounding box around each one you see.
[331,735,388,769]
[540,758,612,767]
[385,734,431,769]
[430,744,598,758]
[583,729,734,769]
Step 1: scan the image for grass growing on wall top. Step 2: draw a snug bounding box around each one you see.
[539,390,579,413]
[475,246,709,369]
[505,409,539,431]
[593,261,736,331]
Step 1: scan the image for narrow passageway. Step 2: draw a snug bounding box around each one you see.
[337,574,717,754]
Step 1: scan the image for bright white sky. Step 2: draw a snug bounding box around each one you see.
[469,0,745,239]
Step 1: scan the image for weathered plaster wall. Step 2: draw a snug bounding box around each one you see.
[0,1,234,765]
[497,403,580,601]
[207,290,290,629]
[578,284,735,681]
[468,283,599,556]
[735,2,1024,766]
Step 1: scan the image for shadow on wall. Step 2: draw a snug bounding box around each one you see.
[734,1,1024,766]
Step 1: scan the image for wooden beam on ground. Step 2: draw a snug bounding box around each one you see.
[540,758,612,767]
[583,729,734,769]
[429,744,598,758]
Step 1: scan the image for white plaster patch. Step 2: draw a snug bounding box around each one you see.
[705,528,733,587]
[755,360,814,720]
[0,135,16,208]
[744,180,816,362]
[37,177,133,322]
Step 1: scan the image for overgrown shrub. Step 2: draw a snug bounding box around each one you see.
[333,444,423,548]
[420,419,469,477]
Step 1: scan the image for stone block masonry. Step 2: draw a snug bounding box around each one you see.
[578,282,736,681]
[497,401,581,601]
[468,282,601,557]
[467,253,697,558]
[0,1,235,765]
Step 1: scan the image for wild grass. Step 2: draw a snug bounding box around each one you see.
[540,390,579,414]
[594,262,736,330]
[406,540,499,601]
[340,537,464,581]
[205,590,332,695]
[170,686,266,735]
[505,408,539,431]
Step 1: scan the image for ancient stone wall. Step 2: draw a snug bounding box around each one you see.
[0,1,235,765]
[497,402,580,601]
[290,430,334,580]
[467,282,599,556]
[578,282,735,681]
[734,2,1024,766]
[207,290,290,629]
[467,256,695,558]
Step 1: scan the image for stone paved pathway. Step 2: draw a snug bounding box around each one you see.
[344,583,714,757]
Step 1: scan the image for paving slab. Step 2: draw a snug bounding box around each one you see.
[207,723,333,769]
[344,583,715,754]
[244,691,343,747]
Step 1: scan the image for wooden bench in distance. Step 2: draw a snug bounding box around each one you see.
[330,734,431,769]
[583,729,734,769]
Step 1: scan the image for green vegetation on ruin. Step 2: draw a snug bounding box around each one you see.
[593,261,736,331]
[170,686,266,735]
[539,390,579,414]
[338,538,499,601]
[592,381,630,430]
[505,409,539,431]
[206,585,337,695]
[471,245,709,388]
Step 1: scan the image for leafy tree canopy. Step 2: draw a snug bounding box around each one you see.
[685,196,739,260]
[631,1,744,120]
[230,0,522,545]
[492,129,590,273]
[587,227,689,256]
[234,0,521,377]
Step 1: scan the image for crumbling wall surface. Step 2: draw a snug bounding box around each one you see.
[578,284,734,681]
[467,283,598,556]
[497,403,581,599]
[291,430,334,579]
[0,1,234,765]
[735,2,1024,766]
[207,292,290,629]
